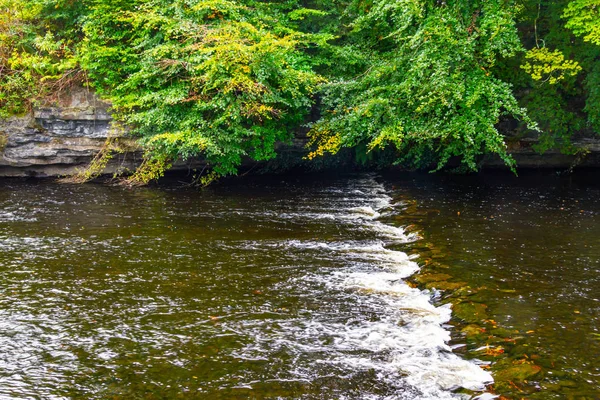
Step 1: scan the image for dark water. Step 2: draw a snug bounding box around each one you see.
[0,172,598,399]
[383,170,600,399]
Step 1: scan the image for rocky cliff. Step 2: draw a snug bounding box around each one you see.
[1,88,599,178]
[0,88,142,177]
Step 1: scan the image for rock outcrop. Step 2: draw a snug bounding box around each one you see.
[0,88,142,177]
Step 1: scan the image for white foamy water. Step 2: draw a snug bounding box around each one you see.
[0,175,493,399]
[258,176,493,399]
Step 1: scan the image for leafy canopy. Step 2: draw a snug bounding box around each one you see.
[0,0,599,180]
[309,0,536,171]
[80,0,323,183]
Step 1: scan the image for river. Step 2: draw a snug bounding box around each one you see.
[0,171,598,399]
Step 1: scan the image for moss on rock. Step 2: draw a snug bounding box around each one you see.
[494,362,542,384]
[453,302,489,323]
[0,132,7,153]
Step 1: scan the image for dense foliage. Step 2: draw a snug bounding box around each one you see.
[1,0,599,181]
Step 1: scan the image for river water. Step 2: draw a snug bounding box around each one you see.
[0,172,597,399]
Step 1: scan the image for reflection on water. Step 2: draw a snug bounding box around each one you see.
[0,175,491,399]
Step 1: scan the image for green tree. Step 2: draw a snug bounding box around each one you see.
[0,0,83,117]
[309,0,536,171]
[500,0,600,153]
[0,0,599,181]
[79,0,323,183]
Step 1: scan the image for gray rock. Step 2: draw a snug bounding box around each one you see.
[0,87,142,177]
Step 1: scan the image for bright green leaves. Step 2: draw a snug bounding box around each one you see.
[561,1,600,136]
[563,0,600,45]
[79,0,322,180]
[0,0,82,117]
[521,47,582,84]
[1,0,598,181]
[311,0,534,171]
[288,8,329,21]
[190,0,244,20]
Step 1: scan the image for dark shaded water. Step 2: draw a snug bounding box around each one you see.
[0,171,598,399]
[384,171,600,399]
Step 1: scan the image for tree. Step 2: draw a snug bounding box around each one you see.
[0,0,598,181]
[79,0,323,183]
[309,0,536,171]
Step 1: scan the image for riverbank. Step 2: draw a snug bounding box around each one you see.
[2,89,600,178]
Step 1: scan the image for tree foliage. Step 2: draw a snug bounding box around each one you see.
[309,0,536,171]
[0,0,81,117]
[0,0,598,180]
[79,0,323,182]
[563,0,600,45]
